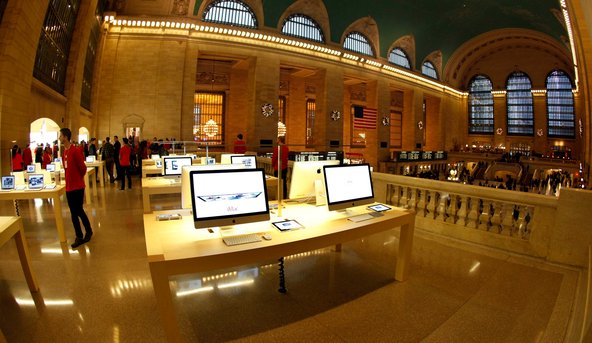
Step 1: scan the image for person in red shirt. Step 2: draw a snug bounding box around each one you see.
[11,145,23,171]
[271,136,289,199]
[59,128,93,249]
[233,133,247,154]
[42,147,52,169]
[119,137,132,190]
[22,144,33,167]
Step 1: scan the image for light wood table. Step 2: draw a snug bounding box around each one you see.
[145,204,415,342]
[142,176,279,213]
[85,160,106,187]
[0,186,67,242]
[83,167,97,204]
[142,165,162,178]
[0,216,39,341]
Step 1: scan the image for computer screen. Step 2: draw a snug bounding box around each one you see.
[85,155,96,163]
[150,154,160,160]
[181,164,245,209]
[28,174,44,189]
[230,155,256,169]
[26,164,35,173]
[189,168,269,229]
[45,163,55,172]
[323,164,374,211]
[220,153,241,164]
[288,160,340,200]
[1,176,15,190]
[54,158,62,163]
[162,156,192,176]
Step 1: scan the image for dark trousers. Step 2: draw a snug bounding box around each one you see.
[274,168,288,199]
[66,189,92,239]
[105,157,115,182]
[120,165,132,189]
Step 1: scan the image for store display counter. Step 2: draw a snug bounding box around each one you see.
[145,203,415,341]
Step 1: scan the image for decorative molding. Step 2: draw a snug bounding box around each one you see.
[171,0,189,15]
[196,72,228,85]
[305,84,316,94]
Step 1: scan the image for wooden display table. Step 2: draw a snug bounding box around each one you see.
[145,204,415,341]
[0,216,39,341]
[142,165,162,178]
[0,186,67,242]
[85,160,106,187]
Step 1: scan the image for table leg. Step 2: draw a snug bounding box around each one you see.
[149,261,182,342]
[91,171,97,198]
[83,173,91,204]
[143,192,151,213]
[395,219,414,282]
[52,194,67,243]
[14,223,39,292]
[99,164,105,187]
[0,328,6,343]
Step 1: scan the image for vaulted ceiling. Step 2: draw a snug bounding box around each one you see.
[119,0,569,67]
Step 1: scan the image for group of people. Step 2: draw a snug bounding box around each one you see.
[11,142,59,172]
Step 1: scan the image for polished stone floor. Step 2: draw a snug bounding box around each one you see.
[0,178,583,342]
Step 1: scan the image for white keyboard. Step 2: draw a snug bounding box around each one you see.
[347,212,383,223]
[222,233,262,246]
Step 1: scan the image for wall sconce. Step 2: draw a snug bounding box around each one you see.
[278,121,287,137]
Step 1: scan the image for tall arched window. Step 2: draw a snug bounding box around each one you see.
[546,70,575,138]
[281,14,324,43]
[506,71,534,135]
[343,32,374,57]
[468,75,494,134]
[421,61,438,79]
[202,0,257,29]
[388,48,411,69]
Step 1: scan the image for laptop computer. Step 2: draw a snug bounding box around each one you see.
[27,174,44,190]
[86,155,96,163]
[46,163,56,172]
[1,176,15,191]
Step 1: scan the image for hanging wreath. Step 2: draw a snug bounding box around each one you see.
[330,110,341,121]
[417,121,424,130]
[261,103,274,117]
[536,128,544,137]
[382,116,390,126]
[496,127,503,135]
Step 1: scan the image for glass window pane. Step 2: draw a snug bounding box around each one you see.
[281,14,324,43]
[468,75,494,134]
[506,71,534,135]
[546,70,575,138]
[388,48,411,69]
[343,32,374,57]
[421,61,438,79]
[203,0,257,29]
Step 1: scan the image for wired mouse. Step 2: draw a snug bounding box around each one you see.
[262,233,272,240]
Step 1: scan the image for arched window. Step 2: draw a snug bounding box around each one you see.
[546,70,575,138]
[421,61,438,79]
[281,14,324,43]
[506,71,534,135]
[468,75,494,134]
[388,48,411,69]
[202,0,257,29]
[343,32,374,57]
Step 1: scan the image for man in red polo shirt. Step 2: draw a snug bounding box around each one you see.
[59,128,93,249]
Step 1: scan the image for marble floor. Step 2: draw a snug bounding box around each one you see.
[0,178,584,342]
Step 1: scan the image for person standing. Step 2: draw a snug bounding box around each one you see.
[11,145,23,171]
[102,137,115,183]
[119,137,132,190]
[23,143,33,167]
[271,136,289,199]
[234,133,247,154]
[88,138,97,158]
[42,147,52,169]
[59,128,93,249]
[113,135,121,180]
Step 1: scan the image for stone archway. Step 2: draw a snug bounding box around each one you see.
[122,114,145,143]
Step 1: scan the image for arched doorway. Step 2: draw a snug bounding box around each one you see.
[79,127,89,143]
[30,118,60,150]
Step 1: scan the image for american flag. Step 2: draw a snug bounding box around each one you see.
[353,107,377,129]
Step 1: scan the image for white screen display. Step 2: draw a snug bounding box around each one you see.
[324,164,373,204]
[190,169,268,223]
[162,157,192,176]
[230,155,256,169]
[2,176,14,190]
[46,164,55,172]
[26,165,35,173]
[85,156,96,163]
[28,174,44,189]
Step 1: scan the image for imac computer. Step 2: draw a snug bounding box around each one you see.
[27,174,44,189]
[85,155,96,163]
[1,176,15,190]
[323,164,374,211]
[181,164,245,209]
[230,155,256,169]
[288,160,340,200]
[45,163,55,172]
[189,168,270,229]
[26,164,36,173]
[150,154,160,160]
[162,156,192,177]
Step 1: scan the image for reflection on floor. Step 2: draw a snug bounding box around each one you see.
[0,180,582,342]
